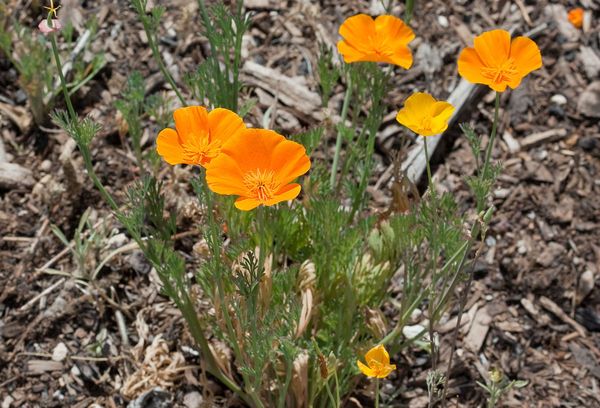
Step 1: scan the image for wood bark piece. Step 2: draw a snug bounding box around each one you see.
[0,162,35,189]
[520,128,568,148]
[464,305,491,353]
[242,61,323,121]
[538,296,587,338]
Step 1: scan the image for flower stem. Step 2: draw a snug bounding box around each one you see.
[481,92,500,179]
[375,378,380,408]
[423,138,435,198]
[134,1,187,106]
[404,0,415,24]
[330,75,352,189]
[50,33,77,122]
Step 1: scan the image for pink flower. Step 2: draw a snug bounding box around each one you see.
[38,19,62,35]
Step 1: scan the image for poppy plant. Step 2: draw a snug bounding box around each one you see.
[396,92,454,136]
[357,344,396,378]
[337,14,415,68]
[156,106,245,167]
[457,29,542,92]
[205,129,311,211]
[568,8,584,29]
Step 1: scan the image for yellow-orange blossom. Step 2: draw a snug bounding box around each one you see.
[156,106,245,167]
[337,14,415,68]
[396,92,454,136]
[206,129,311,211]
[357,344,396,378]
[457,29,542,92]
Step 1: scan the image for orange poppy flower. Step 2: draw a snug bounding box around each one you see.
[156,106,245,167]
[337,14,415,68]
[396,92,454,136]
[457,29,542,92]
[568,8,584,29]
[205,129,311,211]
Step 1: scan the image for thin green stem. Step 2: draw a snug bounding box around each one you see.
[133,0,186,106]
[203,183,264,408]
[51,33,120,212]
[481,92,500,179]
[334,370,340,407]
[277,355,293,408]
[324,380,337,408]
[49,33,77,122]
[79,146,119,212]
[178,295,245,398]
[375,378,380,408]
[330,75,352,189]
[404,0,415,24]
[423,139,435,198]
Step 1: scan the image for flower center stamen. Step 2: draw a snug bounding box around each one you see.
[182,133,222,164]
[481,59,518,84]
[243,169,279,202]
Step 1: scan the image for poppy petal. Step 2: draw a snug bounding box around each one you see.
[388,48,414,70]
[339,14,376,54]
[173,106,209,141]
[457,47,490,86]
[365,344,389,365]
[337,40,369,63]
[234,197,262,211]
[269,140,311,185]
[473,29,511,68]
[357,360,375,377]
[156,128,186,165]
[374,15,415,68]
[404,92,437,114]
[222,129,284,172]
[510,36,542,79]
[432,101,455,122]
[205,154,248,196]
[376,364,396,378]
[375,15,415,46]
[207,108,246,144]
[267,183,302,206]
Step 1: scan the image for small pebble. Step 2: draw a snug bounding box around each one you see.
[517,239,528,254]
[578,136,597,151]
[183,392,203,408]
[550,94,567,105]
[437,15,449,27]
[548,105,565,118]
[402,324,425,340]
[40,160,52,172]
[52,342,68,362]
[494,188,510,199]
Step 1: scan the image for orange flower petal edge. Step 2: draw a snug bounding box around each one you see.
[205,129,311,211]
[337,14,415,68]
[396,92,455,137]
[457,29,542,92]
[156,106,246,167]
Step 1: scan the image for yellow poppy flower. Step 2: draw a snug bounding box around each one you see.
[396,92,454,136]
[357,344,396,379]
